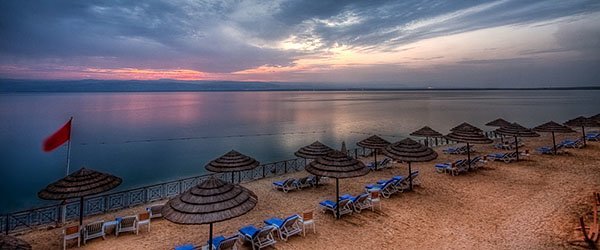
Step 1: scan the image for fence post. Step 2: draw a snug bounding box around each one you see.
[262,165,265,178]
[284,161,288,174]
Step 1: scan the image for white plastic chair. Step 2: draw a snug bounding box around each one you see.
[83,220,105,244]
[146,203,164,219]
[63,225,80,250]
[137,212,151,232]
[368,190,382,211]
[300,211,316,237]
[116,215,138,236]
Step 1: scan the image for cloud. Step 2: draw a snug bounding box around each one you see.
[0,0,599,86]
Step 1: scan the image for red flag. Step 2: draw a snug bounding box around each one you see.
[43,118,72,152]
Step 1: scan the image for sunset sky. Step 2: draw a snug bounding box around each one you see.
[1,0,599,87]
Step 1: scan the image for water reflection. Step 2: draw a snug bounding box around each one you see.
[0,90,598,212]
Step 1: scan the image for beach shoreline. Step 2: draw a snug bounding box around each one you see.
[14,133,600,249]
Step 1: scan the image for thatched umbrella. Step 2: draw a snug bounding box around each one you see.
[533,121,575,155]
[0,235,31,250]
[383,138,437,191]
[445,123,492,170]
[205,150,259,184]
[485,118,511,128]
[356,135,390,170]
[38,167,122,226]
[590,113,600,123]
[410,126,443,146]
[162,176,257,250]
[485,118,511,143]
[295,141,334,186]
[451,122,483,132]
[295,141,333,159]
[305,150,369,219]
[564,116,600,147]
[495,123,539,161]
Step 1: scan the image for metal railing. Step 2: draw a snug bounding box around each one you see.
[1,132,499,234]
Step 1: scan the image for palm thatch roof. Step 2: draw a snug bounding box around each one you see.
[533,121,575,133]
[451,122,483,132]
[590,113,600,123]
[485,118,511,127]
[445,123,492,144]
[305,150,369,179]
[383,138,438,162]
[0,235,31,250]
[205,150,260,173]
[38,168,122,200]
[564,116,600,128]
[356,135,390,149]
[162,176,257,224]
[294,141,333,159]
[495,123,540,137]
[409,126,443,138]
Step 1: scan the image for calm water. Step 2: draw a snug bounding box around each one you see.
[0,90,598,212]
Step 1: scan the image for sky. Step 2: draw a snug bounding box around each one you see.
[0,0,599,88]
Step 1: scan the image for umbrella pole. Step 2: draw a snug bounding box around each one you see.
[552,132,557,155]
[466,142,471,170]
[514,136,519,161]
[374,149,378,170]
[582,126,586,146]
[336,178,340,219]
[408,162,413,191]
[231,172,234,183]
[425,137,429,147]
[208,223,213,250]
[79,196,84,226]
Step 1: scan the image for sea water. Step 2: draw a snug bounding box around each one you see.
[0,90,598,212]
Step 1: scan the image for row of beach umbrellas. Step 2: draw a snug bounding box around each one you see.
[27,114,598,248]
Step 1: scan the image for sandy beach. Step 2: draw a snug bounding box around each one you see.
[16,133,600,249]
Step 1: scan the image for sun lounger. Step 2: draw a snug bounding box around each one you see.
[272,178,298,193]
[83,220,105,244]
[469,156,485,170]
[202,235,239,250]
[174,244,197,250]
[264,214,302,241]
[435,159,466,175]
[338,193,371,213]
[586,133,600,141]
[238,225,277,250]
[487,152,518,163]
[560,139,584,149]
[536,146,554,155]
[402,170,421,188]
[378,158,392,169]
[349,193,372,213]
[442,146,463,154]
[494,142,513,150]
[296,176,313,189]
[319,198,353,217]
[443,145,474,155]
[365,178,399,198]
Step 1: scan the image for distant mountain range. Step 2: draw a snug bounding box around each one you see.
[1,79,599,92]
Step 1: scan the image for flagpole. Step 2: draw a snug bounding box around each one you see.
[61,117,73,225]
[65,116,73,176]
